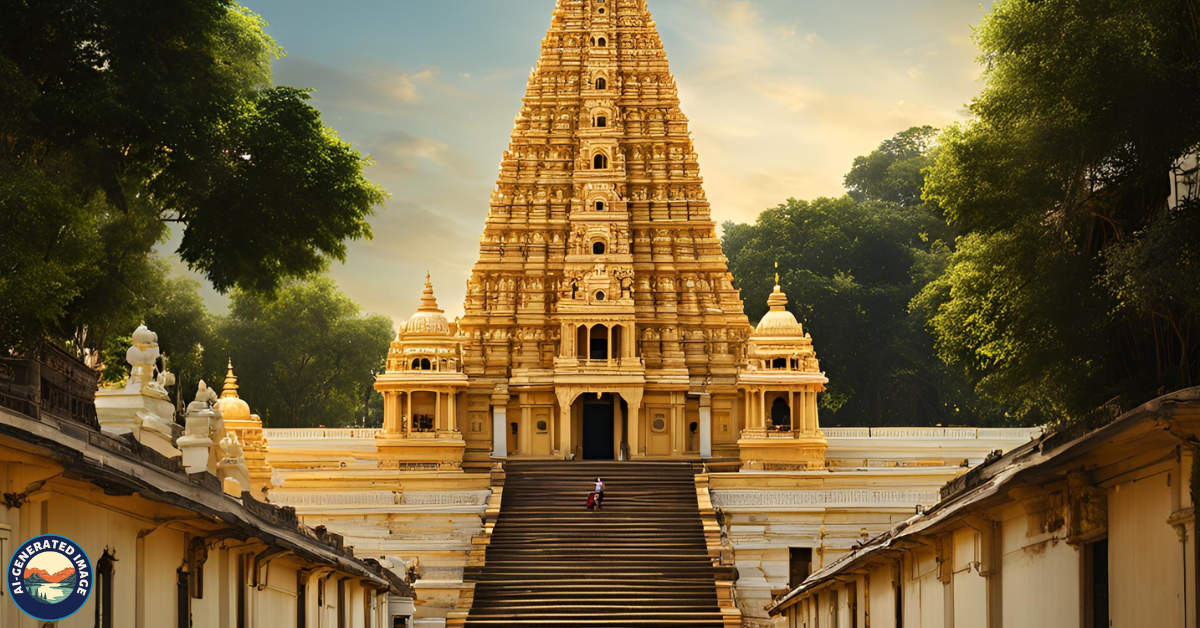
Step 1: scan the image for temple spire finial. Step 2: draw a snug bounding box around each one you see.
[419,272,442,313]
[768,262,788,311]
[221,358,240,399]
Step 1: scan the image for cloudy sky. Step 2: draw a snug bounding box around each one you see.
[173,0,991,324]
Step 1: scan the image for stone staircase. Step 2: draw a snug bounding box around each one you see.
[452,461,739,627]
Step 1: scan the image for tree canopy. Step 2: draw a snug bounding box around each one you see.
[919,0,1200,425]
[0,0,385,355]
[844,125,939,209]
[206,278,394,428]
[723,128,1011,427]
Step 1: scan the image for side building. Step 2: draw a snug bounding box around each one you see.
[768,387,1200,628]
[0,336,416,628]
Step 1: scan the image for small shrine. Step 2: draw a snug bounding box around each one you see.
[215,360,273,495]
[374,274,468,470]
[736,275,828,469]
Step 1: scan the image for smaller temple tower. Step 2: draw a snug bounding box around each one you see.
[215,360,273,496]
[736,277,828,469]
[375,275,469,470]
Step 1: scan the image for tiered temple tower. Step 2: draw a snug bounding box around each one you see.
[380,0,827,471]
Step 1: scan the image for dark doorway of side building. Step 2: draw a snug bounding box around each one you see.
[582,396,615,460]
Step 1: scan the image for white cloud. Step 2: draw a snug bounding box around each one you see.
[366,131,475,178]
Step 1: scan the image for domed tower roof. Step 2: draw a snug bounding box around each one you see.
[214,358,251,421]
[403,273,451,336]
[754,271,804,337]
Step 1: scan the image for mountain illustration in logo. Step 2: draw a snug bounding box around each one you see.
[24,567,76,583]
[22,565,77,603]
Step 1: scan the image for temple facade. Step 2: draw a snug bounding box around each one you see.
[374,0,826,473]
[262,2,1041,627]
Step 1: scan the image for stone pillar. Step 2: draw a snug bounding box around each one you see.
[699,393,712,458]
[789,391,795,432]
[627,400,642,458]
[383,393,401,433]
[403,392,411,436]
[492,405,507,458]
[520,405,533,455]
[744,389,752,429]
[808,391,819,432]
[558,397,573,460]
[672,394,683,455]
[435,390,442,431]
[613,397,625,460]
[448,391,457,432]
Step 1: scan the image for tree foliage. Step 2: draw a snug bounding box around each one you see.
[920,0,1200,424]
[0,0,384,354]
[96,260,214,414]
[206,278,394,428]
[844,125,939,209]
[724,129,1011,426]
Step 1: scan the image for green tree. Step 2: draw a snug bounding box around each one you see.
[207,278,393,428]
[95,259,215,414]
[0,0,385,356]
[723,194,1005,426]
[919,0,1200,425]
[844,125,939,209]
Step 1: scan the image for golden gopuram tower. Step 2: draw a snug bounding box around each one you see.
[377,0,827,472]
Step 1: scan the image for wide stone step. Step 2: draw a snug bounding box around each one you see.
[464,462,722,627]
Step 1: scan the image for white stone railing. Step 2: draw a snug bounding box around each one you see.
[269,490,400,506]
[263,428,381,440]
[822,427,1040,440]
[711,489,942,508]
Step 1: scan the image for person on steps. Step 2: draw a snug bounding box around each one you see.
[593,477,605,510]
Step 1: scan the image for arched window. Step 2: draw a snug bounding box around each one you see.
[595,116,607,128]
[589,324,609,360]
[597,37,607,47]
[595,77,607,90]
[411,358,420,370]
[772,357,787,370]
[770,397,791,430]
[593,153,608,169]
[595,200,606,211]
[420,358,432,371]
[593,241,606,255]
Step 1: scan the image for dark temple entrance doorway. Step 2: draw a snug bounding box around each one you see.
[581,394,616,460]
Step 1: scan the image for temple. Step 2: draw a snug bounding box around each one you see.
[261,2,1039,627]
[374,0,827,472]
